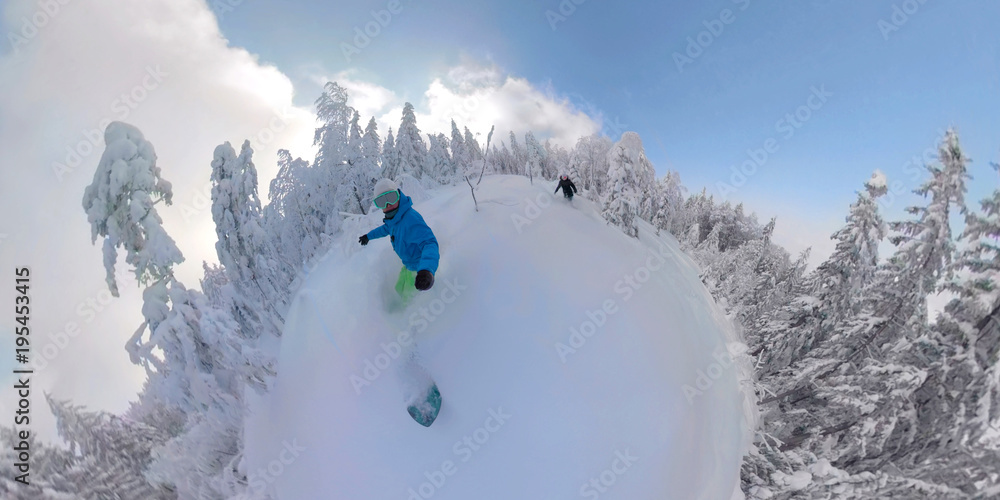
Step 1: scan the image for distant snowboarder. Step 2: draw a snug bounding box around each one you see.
[555,174,578,200]
[359,179,440,303]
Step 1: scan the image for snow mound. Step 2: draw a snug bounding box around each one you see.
[245,175,752,500]
[396,173,429,203]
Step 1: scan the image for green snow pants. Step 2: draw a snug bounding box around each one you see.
[395,266,418,305]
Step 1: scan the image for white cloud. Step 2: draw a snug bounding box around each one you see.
[0,0,317,443]
[307,62,601,149]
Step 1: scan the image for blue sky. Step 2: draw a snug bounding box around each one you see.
[212,0,1000,234]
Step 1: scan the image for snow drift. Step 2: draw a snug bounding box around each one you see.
[244,175,754,500]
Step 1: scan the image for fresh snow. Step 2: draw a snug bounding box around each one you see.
[244,175,754,500]
[867,169,887,190]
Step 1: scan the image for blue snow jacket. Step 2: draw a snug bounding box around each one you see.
[365,191,440,274]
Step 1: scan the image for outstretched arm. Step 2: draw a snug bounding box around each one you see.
[367,224,390,240]
[570,181,578,193]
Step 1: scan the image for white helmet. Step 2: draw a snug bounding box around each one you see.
[373,178,399,198]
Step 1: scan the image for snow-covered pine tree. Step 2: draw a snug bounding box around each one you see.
[81,122,183,297]
[769,130,972,484]
[136,279,260,499]
[356,116,383,207]
[758,171,889,373]
[833,130,969,361]
[395,102,427,178]
[337,110,366,215]
[524,131,545,185]
[509,131,526,176]
[425,133,454,184]
[544,140,572,181]
[602,132,655,237]
[211,140,284,345]
[814,171,889,324]
[571,134,612,197]
[449,120,466,172]
[334,111,379,215]
[83,123,268,499]
[81,121,186,374]
[313,82,352,172]
[918,159,1000,488]
[382,127,401,179]
[266,150,321,269]
[648,172,683,235]
[47,396,175,499]
[463,126,482,169]
[310,81,357,239]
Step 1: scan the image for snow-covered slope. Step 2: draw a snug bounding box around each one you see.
[244,175,754,500]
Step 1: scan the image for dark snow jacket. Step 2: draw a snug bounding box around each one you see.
[365,191,440,274]
[555,178,578,197]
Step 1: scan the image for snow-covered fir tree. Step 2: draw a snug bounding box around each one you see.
[449,119,466,172]
[395,102,427,178]
[543,139,570,181]
[381,127,401,179]
[81,122,182,296]
[758,171,889,373]
[310,81,356,237]
[336,111,379,215]
[571,134,612,196]
[463,126,482,171]
[78,122,278,499]
[509,130,526,176]
[524,131,545,185]
[425,132,454,184]
[748,130,987,498]
[46,397,175,499]
[313,82,352,172]
[265,150,322,269]
[602,131,655,238]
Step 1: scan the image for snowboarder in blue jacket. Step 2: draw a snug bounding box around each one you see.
[359,179,440,302]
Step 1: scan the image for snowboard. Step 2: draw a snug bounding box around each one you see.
[384,272,442,427]
[387,314,442,427]
[407,383,442,427]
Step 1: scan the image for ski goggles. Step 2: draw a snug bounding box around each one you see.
[373,189,400,209]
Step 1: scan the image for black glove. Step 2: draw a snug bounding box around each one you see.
[415,270,434,291]
[359,235,369,246]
